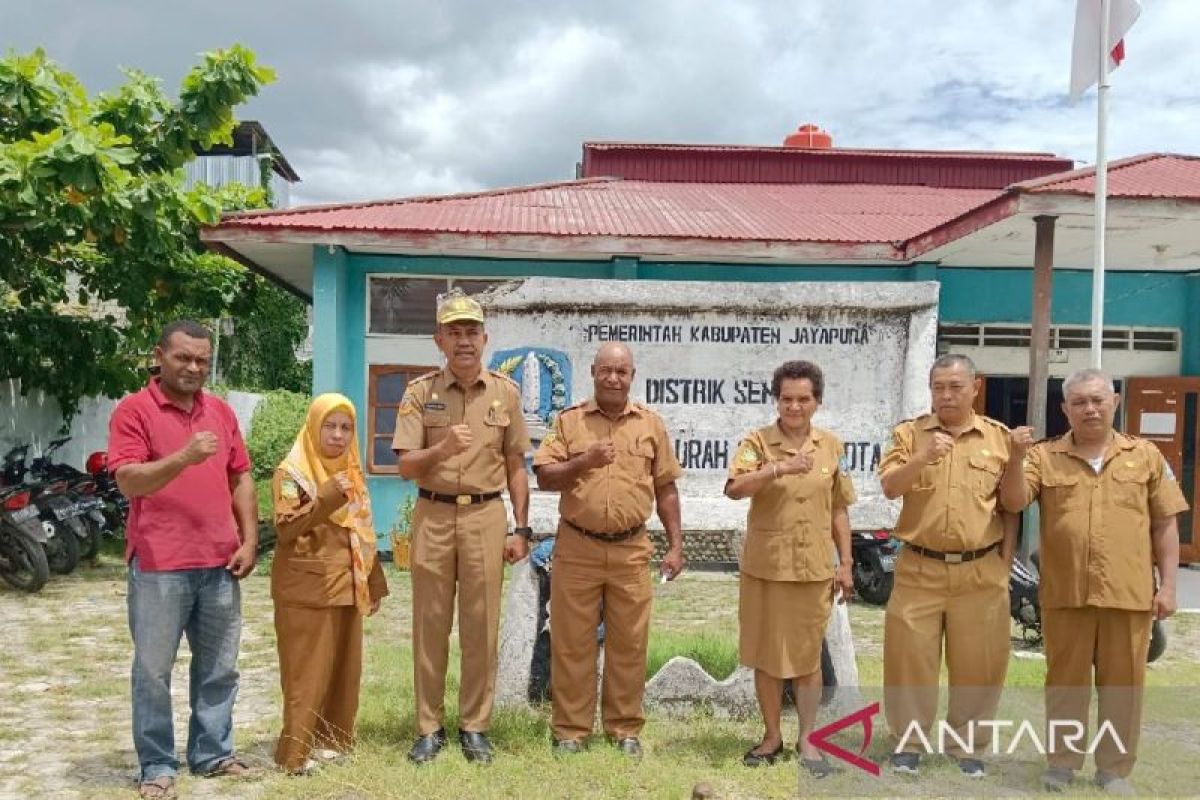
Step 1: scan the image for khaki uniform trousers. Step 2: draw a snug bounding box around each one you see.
[550,523,654,742]
[1043,606,1151,778]
[411,496,507,734]
[273,604,363,771]
[884,546,1011,757]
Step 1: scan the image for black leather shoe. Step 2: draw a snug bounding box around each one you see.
[615,737,643,759]
[459,730,493,765]
[742,742,784,768]
[552,738,584,756]
[407,728,447,764]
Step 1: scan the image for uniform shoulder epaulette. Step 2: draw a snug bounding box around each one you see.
[488,369,520,388]
[409,370,439,385]
[560,400,588,415]
[979,415,1008,431]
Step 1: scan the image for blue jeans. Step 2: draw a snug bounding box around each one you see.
[127,557,242,780]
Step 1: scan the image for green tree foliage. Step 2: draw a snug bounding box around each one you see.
[205,183,311,395]
[245,389,310,481]
[0,46,275,420]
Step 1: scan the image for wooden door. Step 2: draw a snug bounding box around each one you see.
[1125,377,1200,564]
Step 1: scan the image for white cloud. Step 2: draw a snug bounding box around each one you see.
[4,0,1200,204]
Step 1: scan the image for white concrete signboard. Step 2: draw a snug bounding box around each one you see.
[480,278,938,533]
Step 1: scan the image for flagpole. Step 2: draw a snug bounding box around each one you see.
[1091,0,1111,369]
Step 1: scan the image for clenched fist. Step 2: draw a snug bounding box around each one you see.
[332,471,354,497]
[583,440,617,469]
[180,431,219,465]
[1009,426,1035,460]
[779,451,814,475]
[920,431,954,465]
[440,424,474,456]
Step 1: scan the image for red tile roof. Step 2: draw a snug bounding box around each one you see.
[1015,154,1200,199]
[219,178,1002,245]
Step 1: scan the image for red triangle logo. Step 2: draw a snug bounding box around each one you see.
[806,701,881,776]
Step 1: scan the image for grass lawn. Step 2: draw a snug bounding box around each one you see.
[3,546,1199,799]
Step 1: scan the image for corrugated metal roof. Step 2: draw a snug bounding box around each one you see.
[1016,154,1200,199]
[581,142,1072,188]
[220,179,1002,244]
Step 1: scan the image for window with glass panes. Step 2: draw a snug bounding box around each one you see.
[367,364,436,473]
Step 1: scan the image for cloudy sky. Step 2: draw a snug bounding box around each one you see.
[3,0,1198,206]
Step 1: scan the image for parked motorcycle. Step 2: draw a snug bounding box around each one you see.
[2,444,84,574]
[0,484,50,593]
[28,437,110,558]
[84,449,129,538]
[1009,552,1166,663]
[851,529,898,605]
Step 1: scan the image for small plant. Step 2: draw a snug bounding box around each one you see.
[391,495,416,540]
[389,495,416,570]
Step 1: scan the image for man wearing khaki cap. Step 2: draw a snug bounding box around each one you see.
[392,290,532,765]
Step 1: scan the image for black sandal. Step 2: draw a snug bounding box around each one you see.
[742,742,784,767]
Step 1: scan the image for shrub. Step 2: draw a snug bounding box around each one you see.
[246,389,310,480]
[645,631,739,681]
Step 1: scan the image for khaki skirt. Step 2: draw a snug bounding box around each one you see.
[739,574,833,679]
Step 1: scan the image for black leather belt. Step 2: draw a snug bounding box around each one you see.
[564,518,644,543]
[418,489,502,506]
[907,541,999,564]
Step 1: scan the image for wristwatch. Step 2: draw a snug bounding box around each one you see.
[510,526,533,539]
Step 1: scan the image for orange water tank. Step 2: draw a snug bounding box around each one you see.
[783,123,833,149]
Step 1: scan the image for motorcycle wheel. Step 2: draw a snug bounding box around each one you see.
[42,518,80,575]
[1147,619,1168,663]
[853,559,894,605]
[102,507,126,539]
[79,516,103,560]
[0,524,50,592]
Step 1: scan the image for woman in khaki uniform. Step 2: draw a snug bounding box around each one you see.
[271,393,388,774]
[725,361,855,776]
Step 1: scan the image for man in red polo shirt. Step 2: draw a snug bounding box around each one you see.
[108,320,258,799]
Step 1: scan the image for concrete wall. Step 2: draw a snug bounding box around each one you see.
[0,382,118,473]
[482,278,938,533]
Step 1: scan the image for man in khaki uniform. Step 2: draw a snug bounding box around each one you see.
[392,291,532,765]
[533,342,684,758]
[879,353,1017,778]
[1001,368,1187,795]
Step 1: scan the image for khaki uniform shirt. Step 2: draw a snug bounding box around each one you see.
[878,412,1010,551]
[391,368,531,494]
[270,470,389,607]
[533,399,682,533]
[1024,432,1189,611]
[729,424,856,582]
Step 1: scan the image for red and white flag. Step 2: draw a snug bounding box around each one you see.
[1069,0,1141,102]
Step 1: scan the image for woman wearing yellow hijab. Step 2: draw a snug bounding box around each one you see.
[271,393,388,774]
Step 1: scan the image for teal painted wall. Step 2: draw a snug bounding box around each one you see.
[317,250,1199,544]
[312,247,349,392]
[937,267,1191,327]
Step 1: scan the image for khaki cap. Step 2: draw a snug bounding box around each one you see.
[436,290,484,324]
